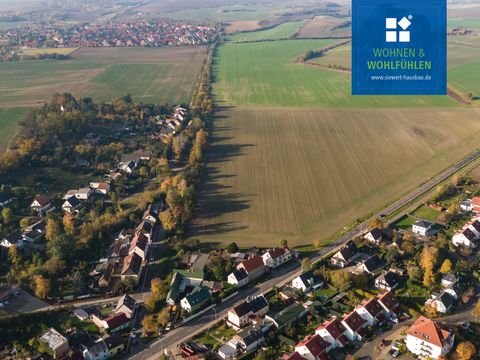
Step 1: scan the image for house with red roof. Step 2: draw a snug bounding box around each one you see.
[355,297,386,326]
[262,247,292,268]
[471,196,480,213]
[405,316,454,359]
[341,311,367,341]
[282,352,307,360]
[236,255,266,284]
[315,317,348,351]
[295,334,329,360]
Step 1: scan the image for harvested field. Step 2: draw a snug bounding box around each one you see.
[20,47,79,56]
[224,21,262,34]
[297,16,351,38]
[228,21,304,42]
[190,106,480,247]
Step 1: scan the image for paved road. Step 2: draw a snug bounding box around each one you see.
[129,148,480,360]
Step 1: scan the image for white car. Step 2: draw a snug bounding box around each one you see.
[0,303,5,308]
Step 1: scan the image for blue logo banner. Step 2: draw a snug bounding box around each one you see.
[352,0,446,95]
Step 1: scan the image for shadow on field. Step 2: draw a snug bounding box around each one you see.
[187,106,255,238]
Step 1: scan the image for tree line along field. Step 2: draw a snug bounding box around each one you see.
[0,47,206,151]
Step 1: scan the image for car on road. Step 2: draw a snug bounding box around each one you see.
[389,349,400,358]
[14,290,21,296]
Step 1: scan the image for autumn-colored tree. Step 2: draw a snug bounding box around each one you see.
[423,267,436,289]
[369,217,383,230]
[1,207,12,225]
[472,298,480,316]
[19,217,31,230]
[439,259,453,274]
[330,271,353,292]
[151,278,167,299]
[63,213,75,236]
[159,209,177,231]
[456,341,476,360]
[8,245,22,267]
[280,239,288,247]
[451,174,460,188]
[314,239,322,249]
[157,306,170,328]
[301,258,312,272]
[46,218,62,242]
[142,314,158,335]
[33,275,51,299]
[420,246,439,288]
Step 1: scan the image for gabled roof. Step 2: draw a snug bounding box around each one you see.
[236,326,264,346]
[342,311,366,331]
[64,195,80,207]
[121,253,142,275]
[249,295,268,313]
[266,247,288,259]
[239,255,264,273]
[437,292,454,309]
[463,228,477,241]
[32,194,50,207]
[116,293,136,313]
[376,271,399,287]
[367,227,382,240]
[470,220,480,233]
[441,273,457,284]
[129,233,148,252]
[362,297,384,317]
[406,316,452,348]
[362,254,384,272]
[231,268,248,282]
[184,286,210,307]
[377,291,401,314]
[104,312,129,329]
[232,301,251,317]
[317,317,346,340]
[414,220,432,229]
[471,196,480,207]
[334,241,358,261]
[282,352,307,360]
[0,191,13,203]
[296,334,328,358]
[104,334,124,350]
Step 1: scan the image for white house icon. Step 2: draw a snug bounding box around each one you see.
[386,16,412,42]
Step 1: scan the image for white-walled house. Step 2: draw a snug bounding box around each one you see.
[315,317,348,351]
[364,228,383,244]
[30,195,54,215]
[294,334,329,360]
[291,271,323,293]
[262,247,292,268]
[355,298,386,326]
[341,311,367,341]
[412,220,432,236]
[227,295,269,329]
[227,268,249,287]
[405,316,454,360]
[452,228,478,248]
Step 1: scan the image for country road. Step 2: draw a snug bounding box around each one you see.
[128,148,480,360]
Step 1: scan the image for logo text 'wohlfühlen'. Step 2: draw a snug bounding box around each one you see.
[352,0,446,95]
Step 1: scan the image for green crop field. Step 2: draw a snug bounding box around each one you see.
[0,47,206,151]
[309,43,351,69]
[228,21,304,42]
[20,47,79,56]
[0,108,28,152]
[449,18,480,29]
[213,40,456,107]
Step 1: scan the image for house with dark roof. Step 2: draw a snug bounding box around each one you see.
[129,232,149,261]
[425,292,454,314]
[62,196,81,213]
[295,334,329,360]
[341,311,367,341]
[355,254,385,275]
[115,293,136,319]
[98,262,115,288]
[93,312,130,333]
[452,227,478,248]
[262,247,292,268]
[104,334,125,358]
[265,303,308,330]
[282,352,307,360]
[406,316,454,359]
[331,242,359,268]
[231,325,265,354]
[227,268,248,287]
[227,295,269,329]
[0,233,23,248]
[82,339,108,360]
[315,316,348,351]
[374,271,400,291]
[180,286,211,312]
[364,228,383,245]
[291,271,324,293]
[412,220,433,236]
[377,291,402,322]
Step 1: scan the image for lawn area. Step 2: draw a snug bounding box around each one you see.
[315,287,337,302]
[194,322,236,348]
[213,40,456,107]
[391,215,415,231]
[411,205,441,222]
[0,107,28,151]
[190,106,480,246]
[228,21,304,42]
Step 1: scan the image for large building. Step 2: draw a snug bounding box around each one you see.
[405,316,454,360]
[39,328,71,359]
